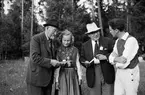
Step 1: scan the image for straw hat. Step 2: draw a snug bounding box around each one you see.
[85,22,101,35]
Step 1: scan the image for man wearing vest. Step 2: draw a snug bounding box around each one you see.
[108,18,140,95]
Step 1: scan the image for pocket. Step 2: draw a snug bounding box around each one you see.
[86,65,95,88]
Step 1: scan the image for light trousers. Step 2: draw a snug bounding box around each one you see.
[114,65,140,95]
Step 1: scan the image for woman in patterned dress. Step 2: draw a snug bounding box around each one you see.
[54,29,82,95]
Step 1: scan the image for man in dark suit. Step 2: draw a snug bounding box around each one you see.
[80,22,115,95]
[26,19,61,95]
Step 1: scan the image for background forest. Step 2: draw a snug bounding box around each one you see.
[0,0,145,59]
[0,0,145,95]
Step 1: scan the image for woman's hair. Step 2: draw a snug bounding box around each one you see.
[108,18,126,32]
[59,29,74,45]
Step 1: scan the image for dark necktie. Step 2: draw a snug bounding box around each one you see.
[94,41,99,55]
[50,39,55,58]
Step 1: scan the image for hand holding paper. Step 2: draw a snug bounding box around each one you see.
[59,60,72,67]
[94,57,100,64]
[96,54,107,60]
[81,60,92,67]
[82,57,100,65]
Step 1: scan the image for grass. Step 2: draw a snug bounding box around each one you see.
[0,58,145,95]
[0,59,27,95]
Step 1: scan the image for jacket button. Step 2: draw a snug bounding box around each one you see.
[132,79,133,81]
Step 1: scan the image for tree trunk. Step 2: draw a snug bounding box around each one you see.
[31,0,34,38]
[97,0,104,36]
[127,0,131,33]
[21,0,24,57]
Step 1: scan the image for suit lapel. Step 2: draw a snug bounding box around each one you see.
[98,37,103,49]
[88,40,94,58]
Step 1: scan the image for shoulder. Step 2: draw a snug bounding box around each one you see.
[32,32,45,42]
[82,39,91,46]
[125,36,139,47]
[127,36,138,43]
[72,46,79,54]
[72,46,78,51]
[32,32,44,40]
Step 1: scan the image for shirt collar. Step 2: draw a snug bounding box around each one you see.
[120,32,129,40]
[91,39,99,45]
[91,40,96,43]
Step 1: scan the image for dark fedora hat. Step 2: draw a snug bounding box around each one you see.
[43,19,59,28]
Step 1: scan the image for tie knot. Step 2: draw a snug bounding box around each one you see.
[48,38,53,43]
[95,40,99,46]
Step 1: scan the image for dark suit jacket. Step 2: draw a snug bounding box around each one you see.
[26,32,58,87]
[80,37,115,87]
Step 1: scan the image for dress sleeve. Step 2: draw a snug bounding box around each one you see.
[76,52,82,80]
[54,67,60,82]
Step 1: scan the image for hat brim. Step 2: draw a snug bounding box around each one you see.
[85,29,101,35]
[43,23,58,28]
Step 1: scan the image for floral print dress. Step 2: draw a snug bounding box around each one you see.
[55,45,82,95]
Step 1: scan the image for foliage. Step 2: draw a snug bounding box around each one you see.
[129,0,145,48]
[1,0,145,59]
[101,0,145,53]
[0,17,16,52]
[44,0,91,50]
[0,12,20,59]
[0,0,33,59]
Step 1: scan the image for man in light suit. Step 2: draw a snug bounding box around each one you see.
[80,22,115,95]
[26,19,61,95]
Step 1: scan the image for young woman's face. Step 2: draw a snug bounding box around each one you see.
[62,35,71,47]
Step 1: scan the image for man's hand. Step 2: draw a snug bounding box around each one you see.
[82,61,90,67]
[94,58,100,64]
[114,56,127,64]
[66,60,72,67]
[59,60,67,66]
[50,59,61,67]
[96,54,107,60]
[55,82,60,90]
[79,79,82,85]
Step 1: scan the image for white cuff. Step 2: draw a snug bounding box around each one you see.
[109,56,116,65]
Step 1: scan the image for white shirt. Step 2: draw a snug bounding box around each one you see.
[109,32,139,69]
[91,40,99,55]
[91,40,100,63]
[92,40,96,55]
